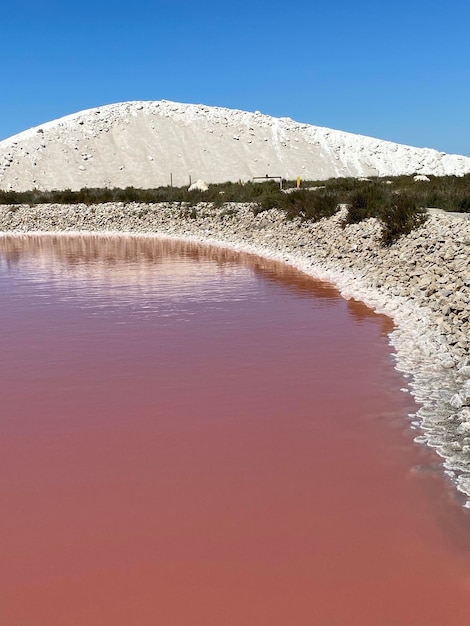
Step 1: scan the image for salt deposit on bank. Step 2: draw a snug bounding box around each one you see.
[0,202,469,502]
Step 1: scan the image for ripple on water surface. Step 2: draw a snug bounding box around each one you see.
[1,233,470,626]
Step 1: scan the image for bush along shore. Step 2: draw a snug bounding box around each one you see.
[0,173,469,212]
[0,201,470,503]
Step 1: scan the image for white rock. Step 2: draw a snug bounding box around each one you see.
[188,179,209,192]
[459,366,470,378]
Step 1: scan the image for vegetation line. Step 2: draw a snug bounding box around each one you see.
[1,174,469,245]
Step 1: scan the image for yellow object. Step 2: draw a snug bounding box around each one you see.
[296,176,301,188]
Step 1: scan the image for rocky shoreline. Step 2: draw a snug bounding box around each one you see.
[1,202,470,501]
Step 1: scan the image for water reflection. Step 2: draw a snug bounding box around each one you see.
[0,233,390,331]
[1,233,470,625]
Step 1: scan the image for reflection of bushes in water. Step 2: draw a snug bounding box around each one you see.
[346,298,394,334]
[0,232,347,303]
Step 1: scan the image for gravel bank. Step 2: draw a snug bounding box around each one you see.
[1,202,470,501]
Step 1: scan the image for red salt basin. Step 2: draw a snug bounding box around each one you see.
[0,235,470,626]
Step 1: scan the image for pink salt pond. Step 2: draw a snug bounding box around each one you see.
[1,234,470,626]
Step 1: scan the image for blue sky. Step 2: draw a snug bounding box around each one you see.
[1,0,469,155]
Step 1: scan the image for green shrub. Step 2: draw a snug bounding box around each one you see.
[459,196,470,213]
[279,189,339,221]
[257,190,284,213]
[343,184,388,225]
[180,205,198,220]
[379,193,428,246]
[1,175,470,215]
[0,175,466,245]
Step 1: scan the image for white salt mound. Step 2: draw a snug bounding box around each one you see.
[1,100,470,192]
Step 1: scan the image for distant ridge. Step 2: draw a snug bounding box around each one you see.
[1,100,470,191]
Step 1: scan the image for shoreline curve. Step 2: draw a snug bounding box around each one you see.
[1,201,469,503]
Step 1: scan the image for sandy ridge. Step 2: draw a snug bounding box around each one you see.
[1,202,470,502]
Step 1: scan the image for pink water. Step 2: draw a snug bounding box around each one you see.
[1,234,470,626]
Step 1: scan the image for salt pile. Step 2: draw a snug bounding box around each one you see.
[1,100,470,192]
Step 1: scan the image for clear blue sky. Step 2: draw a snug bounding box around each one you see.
[1,0,469,155]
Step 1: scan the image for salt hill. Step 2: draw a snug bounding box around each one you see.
[1,100,470,192]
